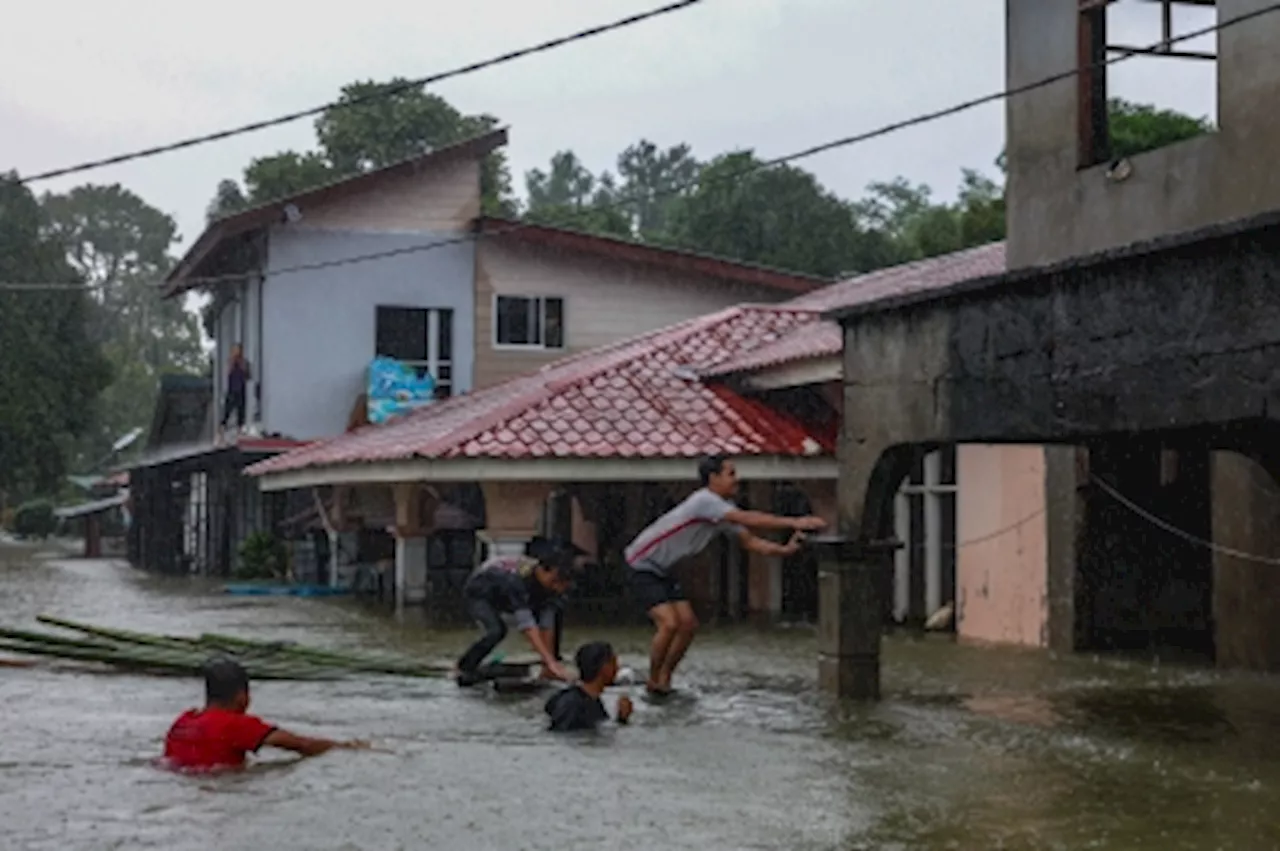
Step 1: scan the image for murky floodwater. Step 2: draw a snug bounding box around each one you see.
[3,542,1280,850]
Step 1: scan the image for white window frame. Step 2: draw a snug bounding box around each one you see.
[893,449,957,623]
[374,306,453,397]
[492,294,565,351]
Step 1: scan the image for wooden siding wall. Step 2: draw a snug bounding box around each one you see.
[473,239,797,389]
[293,158,481,233]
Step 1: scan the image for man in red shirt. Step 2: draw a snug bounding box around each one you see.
[164,656,368,771]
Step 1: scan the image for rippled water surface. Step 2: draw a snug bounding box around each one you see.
[4,542,1280,850]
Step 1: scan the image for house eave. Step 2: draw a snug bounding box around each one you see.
[255,455,836,492]
[740,356,842,390]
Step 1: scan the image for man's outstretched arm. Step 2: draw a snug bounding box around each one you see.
[262,728,369,758]
[723,509,826,533]
[738,528,808,558]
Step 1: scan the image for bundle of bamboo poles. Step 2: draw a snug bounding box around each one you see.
[0,615,479,681]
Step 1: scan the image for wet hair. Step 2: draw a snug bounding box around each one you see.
[574,641,615,683]
[203,655,250,705]
[527,536,586,577]
[698,454,729,486]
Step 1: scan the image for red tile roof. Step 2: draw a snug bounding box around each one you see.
[702,241,1007,378]
[245,305,833,477]
[475,217,831,295]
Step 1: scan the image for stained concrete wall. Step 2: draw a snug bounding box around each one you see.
[1006,0,1280,269]
[1000,0,1280,660]
[1211,452,1280,671]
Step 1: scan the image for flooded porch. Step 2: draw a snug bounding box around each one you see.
[3,543,1279,850]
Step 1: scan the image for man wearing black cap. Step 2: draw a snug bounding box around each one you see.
[455,537,585,686]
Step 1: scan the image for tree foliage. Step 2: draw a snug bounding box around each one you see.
[1106,98,1214,160]
[0,176,112,503]
[523,151,632,237]
[662,151,900,277]
[614,140,701,238]
[209,79,516,219]
[40,184,205,469]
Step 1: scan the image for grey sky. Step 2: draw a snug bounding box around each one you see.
[1,1,1216,256]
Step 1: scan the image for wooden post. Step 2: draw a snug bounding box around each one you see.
[85,514,101,559]
[814,535,898,700]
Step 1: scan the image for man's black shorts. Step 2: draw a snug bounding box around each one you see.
[629,568,685,613]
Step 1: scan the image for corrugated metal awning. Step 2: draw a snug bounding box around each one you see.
[55,493,127,519]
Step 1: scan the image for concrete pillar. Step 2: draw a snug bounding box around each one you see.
[1043,445,1086,652]
[814,536,897,700]
[391,483,429,609]
[394,536,428,608]
[1211,451,1280,671]
[479,481,553,541]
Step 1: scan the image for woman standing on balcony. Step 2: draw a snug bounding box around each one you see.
[219,343,250,441]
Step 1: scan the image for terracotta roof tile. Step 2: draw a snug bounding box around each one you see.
[245,305,833,477]
[703,242,1006,377]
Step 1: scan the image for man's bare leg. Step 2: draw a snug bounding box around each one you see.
[647,603,679,693]
[656,601,699,690]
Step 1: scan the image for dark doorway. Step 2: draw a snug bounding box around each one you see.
[1077,439,1214,661]
[775,482,819,622]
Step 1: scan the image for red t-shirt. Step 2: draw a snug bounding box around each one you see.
[163,707,276,770]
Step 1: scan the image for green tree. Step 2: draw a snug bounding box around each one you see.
[664,151,899,277]
[40,184,204,468]
[523,152,632,237]
[206,179,248,222]
[208,79,516,219]
[1107,98,1214,160]
[954,169,1006,248]
[995,97,1214,173]
[0,175,112,503]
[615,140,701,238]
[526,150,599,210]
[853,170,1006,262]
[242,151,335,206]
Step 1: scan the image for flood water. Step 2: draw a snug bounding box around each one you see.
[4,543,1280,850]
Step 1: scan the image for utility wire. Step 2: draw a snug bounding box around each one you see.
[956,505,1047,549]
[1091,474,1280,566]
[4,1,1275,293]
[14,0,707,184]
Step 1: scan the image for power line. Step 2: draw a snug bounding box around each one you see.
[1091,475,1280,566]
[957,505,1047,549]
[14,0,707,185]
[4,1,1276,294]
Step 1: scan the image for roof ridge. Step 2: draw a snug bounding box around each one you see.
[478,216,834,286]
[212,128,510,227]
[786,241,1008,311]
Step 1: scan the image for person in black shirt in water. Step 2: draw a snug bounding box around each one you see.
[546,641,633,732]
[455,538,584,687]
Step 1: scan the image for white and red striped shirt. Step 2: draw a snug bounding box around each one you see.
[624,488,744,575]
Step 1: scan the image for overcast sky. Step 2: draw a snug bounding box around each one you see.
[1,1,1217,255]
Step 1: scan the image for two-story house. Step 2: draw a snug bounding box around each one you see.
[786,0,1280,688]
[131,126,829,590]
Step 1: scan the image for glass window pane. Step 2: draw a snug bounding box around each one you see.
[375,306,428,361]
[496,296,532,345]
[544,297,564,349]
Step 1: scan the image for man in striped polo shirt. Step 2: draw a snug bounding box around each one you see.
[624,455,827,696]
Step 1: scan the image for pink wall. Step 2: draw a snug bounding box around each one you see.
[955,445,1050,647]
